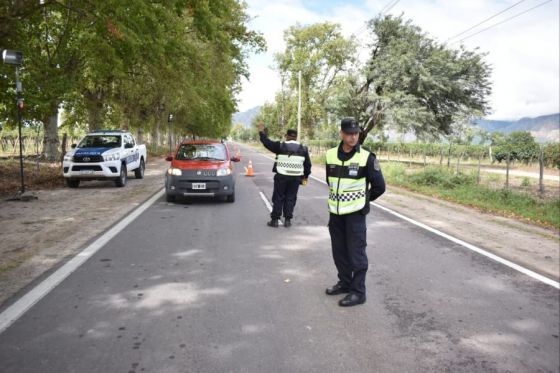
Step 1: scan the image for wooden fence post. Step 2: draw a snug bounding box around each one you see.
[505,154,510,190]
[477,153,482,184]
[539,147,545,195]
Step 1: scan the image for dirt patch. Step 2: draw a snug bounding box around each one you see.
[0,159,65,196]
[0,157,169,308]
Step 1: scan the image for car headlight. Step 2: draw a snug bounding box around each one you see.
[103,153,120,161]
[63,154,73,162]
[167,168,182,176]
[216,168,231,176]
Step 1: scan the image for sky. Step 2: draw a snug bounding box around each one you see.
[236,0,560,121]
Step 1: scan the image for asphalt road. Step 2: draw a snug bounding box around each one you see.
[0,145,558,373]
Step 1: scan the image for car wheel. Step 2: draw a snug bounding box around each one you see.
[134,158,145,179]
[66,179,80,188]
[166,194,175,203]
[115,164,127,187]
[226,192,235,203]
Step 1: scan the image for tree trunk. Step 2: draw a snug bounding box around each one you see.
[137,128,144,144]
[42,110,60,162]
[84,88,105,131]
[60,133,67,166]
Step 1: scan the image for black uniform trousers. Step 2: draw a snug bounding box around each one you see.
[328,212,368,295]
[271,173,301,220]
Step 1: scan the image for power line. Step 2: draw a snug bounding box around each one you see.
[350,0,402,39]
[380,0,401,15]
[446,0,528,42]
[452,0,553,44]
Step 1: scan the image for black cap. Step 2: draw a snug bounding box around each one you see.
[286,129,298,137]
[341,117,361,134]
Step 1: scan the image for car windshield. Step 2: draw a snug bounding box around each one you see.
[176,144,226,161]
[78,135,121,148]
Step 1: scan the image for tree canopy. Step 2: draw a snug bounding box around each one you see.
[246,15,491,146]
[1,0,265,160]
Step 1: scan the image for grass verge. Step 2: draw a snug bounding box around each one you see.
[382,162,560,230]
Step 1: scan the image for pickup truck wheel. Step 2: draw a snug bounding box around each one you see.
[226,192,235,203]
[166,194,175,203]
[66,179,80,188]
[115,164,127,187]
[134,158,145,179]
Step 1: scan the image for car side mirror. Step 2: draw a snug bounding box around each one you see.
[71,144,77,149]
[231,156,240,162]
[165,156,173,162]
[124,143,134,149]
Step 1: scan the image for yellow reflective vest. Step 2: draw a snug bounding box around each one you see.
[275,141,306,176]
[326,146,370,215]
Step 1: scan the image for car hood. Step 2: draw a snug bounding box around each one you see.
[172,160,229,170]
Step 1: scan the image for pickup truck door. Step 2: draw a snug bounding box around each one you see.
[124,134,140,169]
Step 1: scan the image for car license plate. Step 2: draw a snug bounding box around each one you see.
[80,170,94,174]
[192,183,206,190]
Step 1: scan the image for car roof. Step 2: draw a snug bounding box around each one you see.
[88,130,125,135]
[179,140,225,145]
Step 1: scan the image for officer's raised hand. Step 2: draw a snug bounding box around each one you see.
[258,122,265,133]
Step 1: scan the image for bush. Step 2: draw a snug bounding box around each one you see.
[408,167,476,189]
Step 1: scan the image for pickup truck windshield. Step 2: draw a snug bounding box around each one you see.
[78,135,122,148]
[176,144,226,161]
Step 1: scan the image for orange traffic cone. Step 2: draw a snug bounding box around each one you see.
[245,160,254,177]
[235,147,241,160]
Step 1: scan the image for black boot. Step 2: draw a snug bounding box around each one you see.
[338,293,366,307]
[284,218,291,228]
[267,219,279,228]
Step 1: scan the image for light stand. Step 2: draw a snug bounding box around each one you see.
[168,113,174,155]
[2,49,25,195]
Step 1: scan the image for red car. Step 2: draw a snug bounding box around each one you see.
[165,140,240,203]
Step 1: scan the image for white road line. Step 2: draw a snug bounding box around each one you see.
[243,145,560,289]
[0,188,166,335]
[258,191,283,226]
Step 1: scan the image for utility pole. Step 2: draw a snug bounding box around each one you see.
[168,113,174,155]
[297,70,302,142]
[2,49,25,195]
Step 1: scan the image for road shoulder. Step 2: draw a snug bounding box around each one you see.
[0,157,169,309]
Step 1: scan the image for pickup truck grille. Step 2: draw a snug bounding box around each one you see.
[72,165,103,171]
[73,155,104,163]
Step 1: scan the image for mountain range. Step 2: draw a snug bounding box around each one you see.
[232,106,261,129]
[232,107,559,143]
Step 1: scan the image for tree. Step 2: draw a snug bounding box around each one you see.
[1,0,265,159]
[336,15,492,144]
[274,22,355,138]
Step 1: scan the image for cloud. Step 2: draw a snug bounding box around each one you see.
[238,0,560,120]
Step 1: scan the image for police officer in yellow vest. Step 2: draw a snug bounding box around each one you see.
[258,122,312,228]
[325,118,385,307]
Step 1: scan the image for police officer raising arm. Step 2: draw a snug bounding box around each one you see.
[258,122,312,228]
[325,117,385,307]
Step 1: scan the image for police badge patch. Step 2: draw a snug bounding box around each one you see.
[374,157,381,171]
[348,163,359,177]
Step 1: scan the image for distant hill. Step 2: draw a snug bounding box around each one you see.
[232,106,261,128]
[474,113,559,143]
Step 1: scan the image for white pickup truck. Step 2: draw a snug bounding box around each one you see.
[63,130,147,188]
